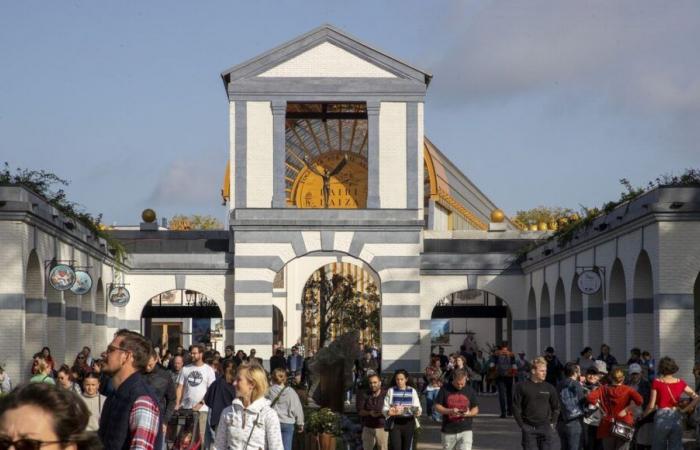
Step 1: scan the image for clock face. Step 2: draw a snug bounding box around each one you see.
[577,270,602,295]
[291,151,368,208]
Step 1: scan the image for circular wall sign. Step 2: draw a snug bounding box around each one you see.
[109,286,130,307]
[577,270,602,295]
[70,270,93,295]
[48,264,76,291]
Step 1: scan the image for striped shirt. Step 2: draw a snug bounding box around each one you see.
[129,396,160,450]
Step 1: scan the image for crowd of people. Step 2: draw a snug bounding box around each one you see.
[419,342,700,450]
[2,336,700,450]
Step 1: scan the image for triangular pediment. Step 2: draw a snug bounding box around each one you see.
[257,41,396,78]
[221,25,431,84]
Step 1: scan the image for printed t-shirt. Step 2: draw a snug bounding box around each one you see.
[435,383,479,433]
[653,379,687,409]
[177,364,217,411]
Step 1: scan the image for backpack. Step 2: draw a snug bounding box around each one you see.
[560,381,584,421]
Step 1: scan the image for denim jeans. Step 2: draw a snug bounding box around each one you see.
[280,422,296,450]
[651,408,683,450]
[557,419,582,450]
[425,388,442,422]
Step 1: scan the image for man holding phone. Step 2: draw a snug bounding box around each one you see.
[435,368,480,450]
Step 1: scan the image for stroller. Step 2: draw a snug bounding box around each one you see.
[166,409,203,450]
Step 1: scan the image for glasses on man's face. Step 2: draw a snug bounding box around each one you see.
[0,437,64,450]
[105,345,128,355]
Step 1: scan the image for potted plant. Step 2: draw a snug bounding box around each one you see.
[305,408,341,450]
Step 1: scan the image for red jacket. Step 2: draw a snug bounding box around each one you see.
[587,384,642,438]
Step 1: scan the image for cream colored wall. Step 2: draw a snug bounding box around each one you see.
[417,102,425,218]
[228,101,236,211]
[246,101,273,208]
[379,102,407,209]
[258,42,396,78]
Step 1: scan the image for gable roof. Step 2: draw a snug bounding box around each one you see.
[221,24,432,86]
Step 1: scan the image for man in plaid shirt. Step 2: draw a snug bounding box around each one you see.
[99,330,162,450]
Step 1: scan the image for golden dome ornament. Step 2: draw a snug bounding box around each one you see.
[141,209,157,223]
[529,223,539,231]
[490,209,505,223]
[538,221,548,231]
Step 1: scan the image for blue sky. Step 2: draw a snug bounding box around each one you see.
[2,1,699,225]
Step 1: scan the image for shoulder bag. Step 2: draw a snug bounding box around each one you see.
[603,387,634,442]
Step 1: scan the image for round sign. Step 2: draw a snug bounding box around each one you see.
[577,270,602,295]
[70,270,93,295]
[48,264,76,291]
[109,286,130,307]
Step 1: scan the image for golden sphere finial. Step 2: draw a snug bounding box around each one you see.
[141,209,157,223]
[490,209,505,223]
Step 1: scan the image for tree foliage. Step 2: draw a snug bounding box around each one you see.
[514,206,573,226]
[169,214,223,230]
[303,266,380,350]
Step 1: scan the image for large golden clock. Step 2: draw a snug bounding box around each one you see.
[291,151,367,208]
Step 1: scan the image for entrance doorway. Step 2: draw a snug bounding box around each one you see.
[141,289,223,352]
[430,289,512,355]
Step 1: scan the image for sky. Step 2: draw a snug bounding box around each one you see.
[2,1,699,225]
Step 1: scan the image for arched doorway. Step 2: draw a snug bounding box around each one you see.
[694,273,700,365]
[633,251,654,354]
[587,289,604,352]
[430,289,513,357]
[301,262,380,354]
[64,290,80,364]
[540,284,551,353]
[142,290,223,352]
[608,259,627,357]
[553,279,567,360]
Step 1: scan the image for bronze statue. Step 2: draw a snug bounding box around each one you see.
[303,154,348,208]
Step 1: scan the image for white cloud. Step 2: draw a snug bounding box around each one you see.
[149,156,223,207]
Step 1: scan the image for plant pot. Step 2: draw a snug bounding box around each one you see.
[316,433,336,450]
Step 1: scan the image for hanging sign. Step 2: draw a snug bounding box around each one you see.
[577,270,602,295]
[70,270,93,295]
[48,264,76,291]
[109,286,131,307]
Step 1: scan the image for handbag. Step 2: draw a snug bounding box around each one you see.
[583,404,602,426]
[602,386,634,442]
[383,417,395,432]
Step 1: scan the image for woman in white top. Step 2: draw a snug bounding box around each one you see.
[213,363,284,450]
[80,373,106,431]
[382,369,422,450]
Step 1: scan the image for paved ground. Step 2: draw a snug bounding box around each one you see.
[417,393,521,450]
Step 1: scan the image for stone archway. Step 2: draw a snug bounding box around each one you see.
[694,273,700,364]
[569,274,584,360]
[527,288,537,358]
[300,261,380,355]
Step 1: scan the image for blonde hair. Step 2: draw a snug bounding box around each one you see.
[35,356,49,374]
[271,367,288,385]
[531,356,547,369]
[238,363,269,401]
[610,368,625,384]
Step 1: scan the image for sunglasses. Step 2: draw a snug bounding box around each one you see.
[0,438,64,450]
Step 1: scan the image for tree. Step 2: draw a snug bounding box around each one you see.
[169,214,223,230]
[303,266,380,350]
[514,206,573,226]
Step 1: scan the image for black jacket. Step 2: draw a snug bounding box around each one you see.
[204,375,236,431]
[144,364,176,424]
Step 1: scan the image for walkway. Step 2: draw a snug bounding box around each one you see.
[417,393,521,450]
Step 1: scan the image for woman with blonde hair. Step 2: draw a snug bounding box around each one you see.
[29,356,55,385]
[213,363,283,450]
[587,368,642,450]
[266,368,304,450]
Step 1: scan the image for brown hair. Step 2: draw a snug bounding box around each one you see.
[114,329,152,371]
[237,363,269,401]
[0,383,100,450]
[222,359,237,385]
[451,368,469,381]
[271,368,288,385]
[658,356,679,376]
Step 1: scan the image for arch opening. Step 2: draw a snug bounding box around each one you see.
[141,289,223,352]
[540,284,551,353]
[569,274,584,360]
[632,251,654,354]
[553,279,567,360]
[301,261,380,355]
[608,259,627,357]
[527,288,537,358]
[430,289,513,358]
[694,274,700,367]
[24,250,45,379]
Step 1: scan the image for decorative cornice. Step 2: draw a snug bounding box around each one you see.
[436,187,488,231]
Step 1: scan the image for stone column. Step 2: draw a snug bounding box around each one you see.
[271,101,287,208]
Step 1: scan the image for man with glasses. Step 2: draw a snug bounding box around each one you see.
[99,329,161,450]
